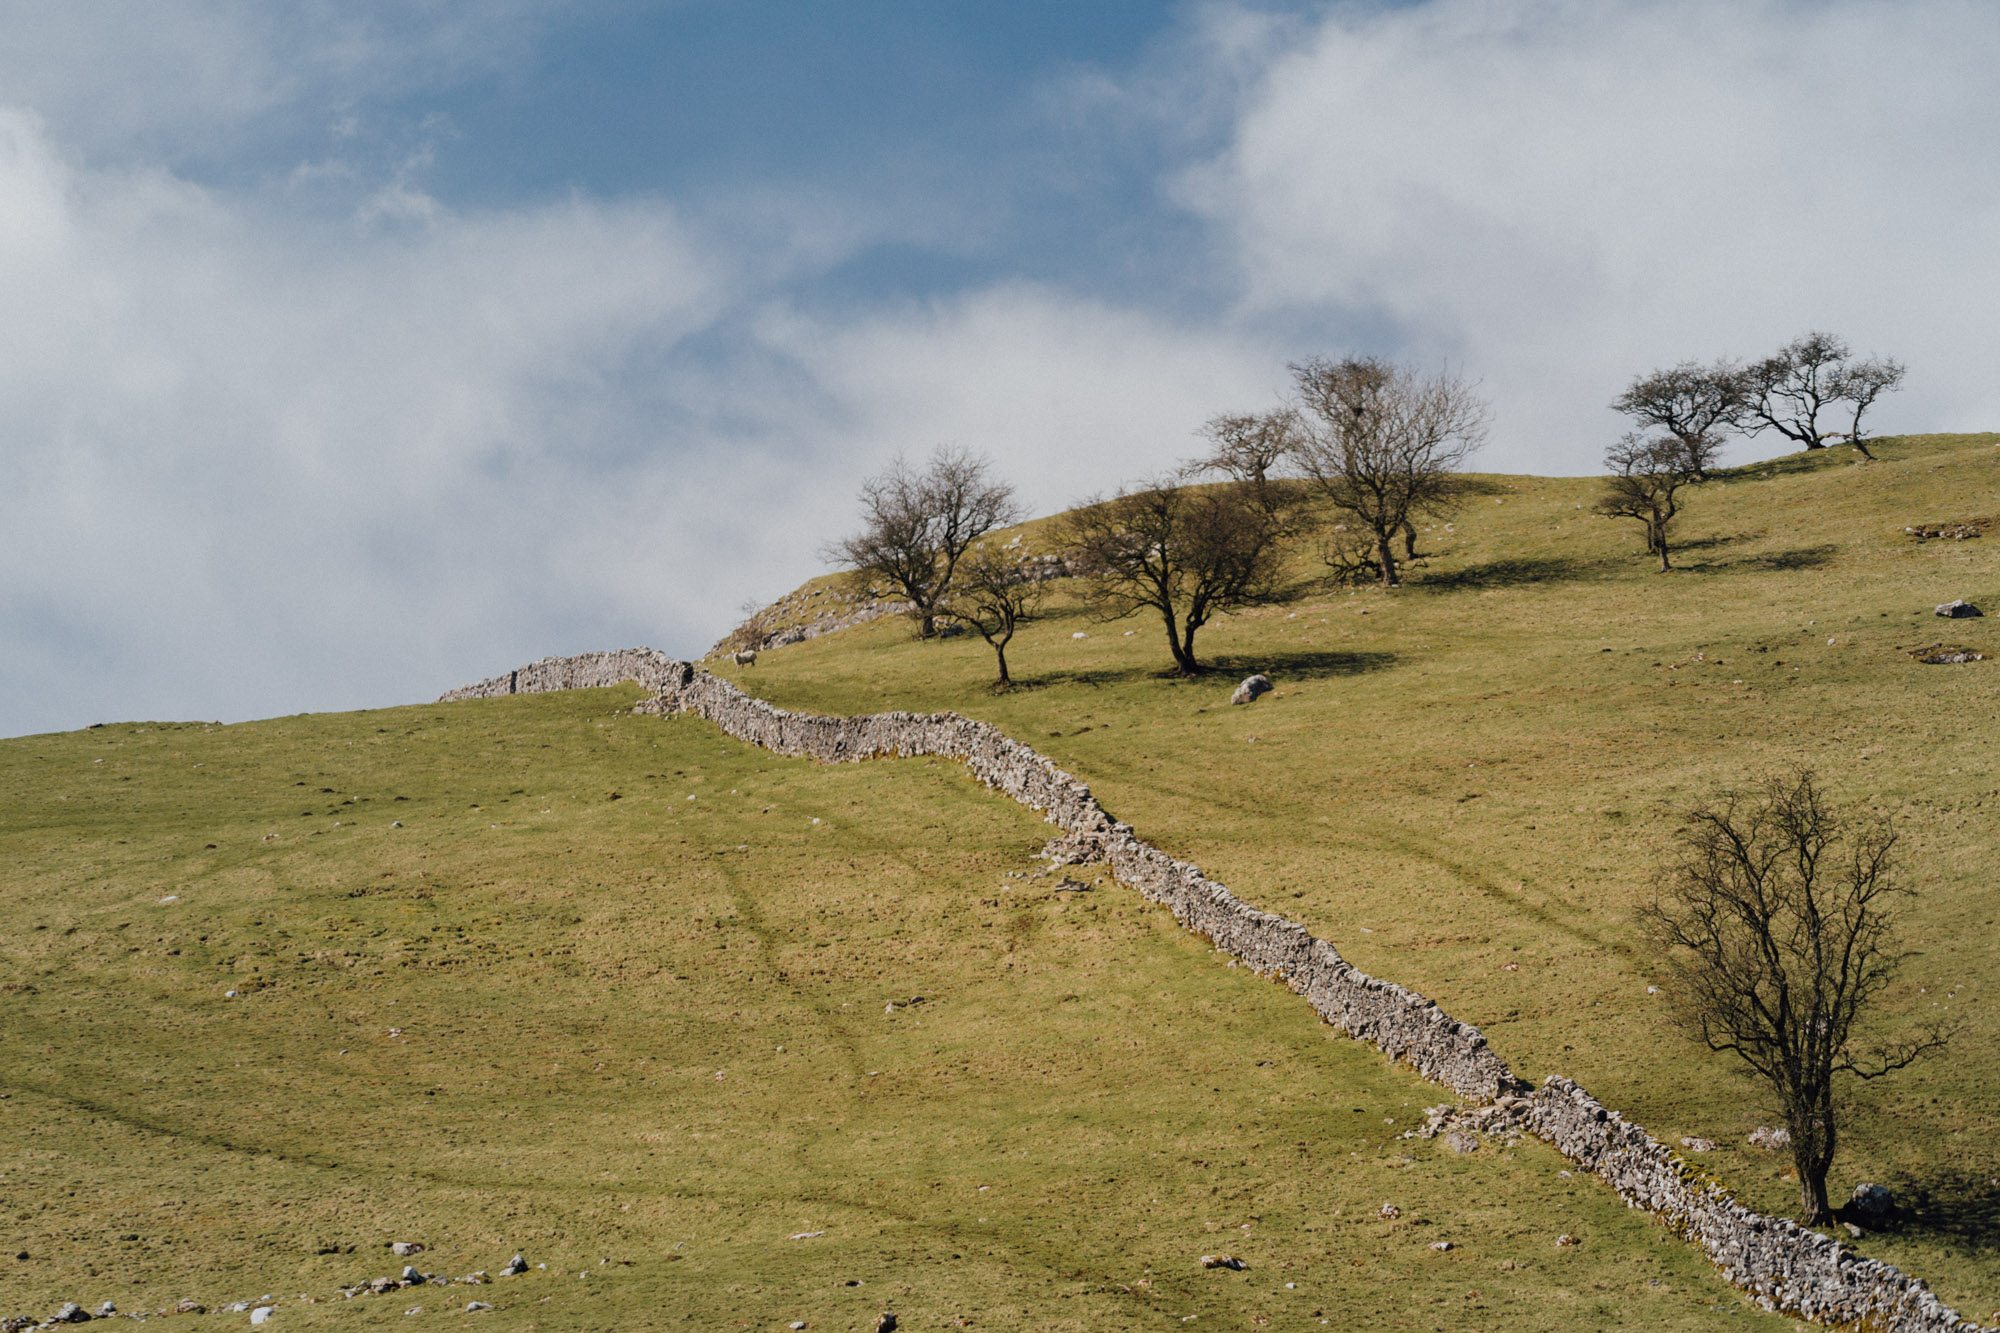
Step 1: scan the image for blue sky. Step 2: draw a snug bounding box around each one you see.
[3,0,1998,737]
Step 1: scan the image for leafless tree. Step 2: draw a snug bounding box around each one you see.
[1189,409,1299,488]
[1286,356,1489,588]
[1645,771,1951,1224]
[1596,434,1693,571]
[1740,332,1849,452]
[945,543,1046,687]
[1830,355,1907,460]
[827,447,1022,638]
[1062,476,1293,675]
[1611,360,1744,481]
[1740,332,1904,460]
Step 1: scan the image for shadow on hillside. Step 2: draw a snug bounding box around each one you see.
[1710,448,1873,484]
[1020,650,1395,690]
[1685,544,1840,574]
[1418,556,1592,591]
[1873,1166,2000,1255]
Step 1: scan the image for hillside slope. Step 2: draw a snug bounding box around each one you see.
[715,432,2000,1318]
[1,689,1789,1329]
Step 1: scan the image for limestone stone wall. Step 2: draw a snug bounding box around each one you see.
[438,650,1984,1332]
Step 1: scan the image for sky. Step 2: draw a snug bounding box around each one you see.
[4,0,1998,737]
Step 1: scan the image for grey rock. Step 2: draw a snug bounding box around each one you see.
[400,1267,421,1283]
[1229,674,1274,705]
[251,1308,274,1327]
[1747,1125,1791,1151]
[1934,600,1982,618]
[173,1300,206,1315]
[1845,1222,1866,1239]
[93,1305,114,1319]
[2,1317,35,1332]
[1679,1136,1716,1153]
[1851,1182,1894,1217]
[1444,1129,1479,1155]
[391,1242,424,1257]
[1200,1254,1248,1270]
[873,1315,898,1333]
[465,1302,492,1313]
[50,1304,89,1324]
[499,1255,528,1276]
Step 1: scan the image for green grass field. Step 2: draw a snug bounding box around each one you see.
[1,692,1791,1331]
[712,432,2000,1322]
[1,433,1993,1330]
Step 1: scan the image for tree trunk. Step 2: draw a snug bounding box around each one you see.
[1160,611,1197,675]
[993,643,1010,685]
[1376,530,1401,588]
[1791,1099,1838,1224]
[1400,520,1421,561]
[1850,438,1876,460]
[1175,619,1203,674]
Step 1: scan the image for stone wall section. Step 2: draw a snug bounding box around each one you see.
[439,650,1984,1332]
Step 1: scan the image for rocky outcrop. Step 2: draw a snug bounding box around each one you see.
[438,651,1985,1332]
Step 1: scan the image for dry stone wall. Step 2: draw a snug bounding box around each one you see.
[439,650,1984,1332]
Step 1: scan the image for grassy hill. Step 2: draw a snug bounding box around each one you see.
[710,431,2000,1319]
[1,432,1993,1329]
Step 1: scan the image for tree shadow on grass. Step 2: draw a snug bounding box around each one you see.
[1416,556,1594,592]
[1684,544,1840,574]
[1869,1167,2000,1256]
[1019,649,1396,691]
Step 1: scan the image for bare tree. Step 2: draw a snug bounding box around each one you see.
[1062,476,1292,675]
[1830,355,1906,460]
[945,543,1046,687]
[1611,360,1744,481]
[1740,332,1903,459]
[1645,771,1950,1224]
[1740,332,1849,452]
[1286,357,1489,588]
[1190,409,1299,488]
[828,447,1022,638]
[1597,434,1693,571]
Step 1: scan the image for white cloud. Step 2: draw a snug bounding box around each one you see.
[756,285,1285,517]
[0,107,758,734]
[1177,0,2000,468]
[0,1,560,164]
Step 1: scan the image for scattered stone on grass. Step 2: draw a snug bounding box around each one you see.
[174,1300,206,1315]
[1431,1241,1454,1251]
[251,1308,273,1326]
[1556,1234,1580,1248]
[1200,1254,1249,1271]
[1376,1204,1400,1220]
[466,1302,492,1312]
[1230,674,1274,706]
[1906,522,1984,540]
[1935,600,1983,618]
[1680,1137,1716,1153]
[874,1315,898,1333]
[49,1304,88,1324]
[1907,642,1985,664]
[1747,1125,1791,1151]
[1444,1130,1479,1155]
[500,1255,528,1276]
[391,1242,424,1257]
